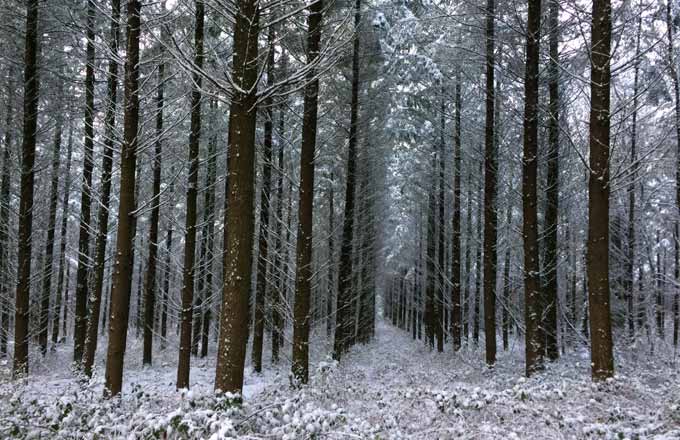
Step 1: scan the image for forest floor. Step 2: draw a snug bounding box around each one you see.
[1,322,680,439]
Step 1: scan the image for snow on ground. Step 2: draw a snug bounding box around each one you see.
[1,323,680,439]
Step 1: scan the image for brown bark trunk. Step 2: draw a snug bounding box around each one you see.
[103,0,142,397]
[333,0,361,361]
[83,0,121,376]
[252,27,275,373]
[214,0,260,395]
[38,95,64,355]
[451,72,462,352]
[177,0,204,390]
[543,0,560,362]
[291,0,323,384]
[502,205,512,351]
[13,0,40,378]
[73,0,97,365]
[587,0,615,380]
[483,0,497,366]
[523,0,543,377]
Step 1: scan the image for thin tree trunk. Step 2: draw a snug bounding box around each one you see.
[327,172,335,338]
[272,68,286,363]
[333,0,361,361]
[502,206,512,351]
[252,27,275,374]
[214,0,260,395]
[13,0,40,378]
[291,0,323,384]
[435,92,446,353]
[463,170,473,341]
[543,0,560,361]
[38,95,64,355]
[73,0,97,365]
[143,21,163,366]
[587,0,615,380]
[177,0,204,390]
[426,168,437,349]
[83,0,121,376]
[0,67,15,356]
[522,0,543,377]
[161,225,173,350]
[103,0,142,397]
[451,72,462,352]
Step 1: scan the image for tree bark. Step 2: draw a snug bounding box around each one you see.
[103,0,142,397]
[73,0,97,365]
[177,0,204,390]
[83,0,121,376]
[587,0,615,380]
[451,72,462,352]
[214,0,260,395]
[291,0,324,384]
[13,0,40,378]
[333,0,361,360]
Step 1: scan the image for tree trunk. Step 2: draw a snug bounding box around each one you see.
[214,0,260,395]
[502,205,512,351]
[463,170,473,341]
[13,0,40,378]
[327,172,335,338]
[522,0,543,377]
[0,67,15,356]
[451,72,462,352]
[38,95,64,355]
[333,0,361,361]
[291,0,323,384]
[482,0,497,366]
[161,225,173,351]
[103,0,142,397]
[436,92,446,353]
[177,0,204,390]
[425,168,437,349]
[143,21,164,366]
[73,0,97,365]
[83,0,121,376]
[252,27,275,374]
[587,0,615,381]
[543,0,560,362]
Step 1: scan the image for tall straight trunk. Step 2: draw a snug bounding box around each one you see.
[333,0,361,361]
[0,68,15,356]
[272,71,286,363]
[143,24,163,366]
[252,28,275,373]
[83,0,121,376]
[161,225,173,350]
[435,93,446,353]
[482,0,497,366]
[214,0,259,395]
[522,0,543,377]
[587,0,614,381]
[502,205,512,351]
[291,0,323,384]
[425,174,437,349]
[655,232,664,338]
[13,0,40,378]
[451,72,462,352]
[199,99,218,358]
[666,0,680,348]
[104,0,142,397]
[177,0,204,390]
[473,168,483,346]
[74,0,97,365]
[327,172,335,338]
[627,14,642,342]
[463,170,473,340]
[38,97,64,355]
[53,127,74,344]
[543,0,560,361]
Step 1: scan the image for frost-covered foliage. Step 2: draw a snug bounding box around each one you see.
[1,324,679,439]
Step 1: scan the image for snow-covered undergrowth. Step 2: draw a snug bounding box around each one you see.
[1,324,679,439]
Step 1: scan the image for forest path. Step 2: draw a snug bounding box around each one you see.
[300,321,680,438]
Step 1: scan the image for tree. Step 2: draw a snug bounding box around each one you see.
[73,0,97,365]
[291,0,324,384]
[13,0,41,378]
[177,0,204,390]
[83,0,121,376]
[214,0,260,395]
[522,0,543,376]
[482,0,497,367]
[104,0,142,397]
[587,0,615,381]
[451,71,462,352]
